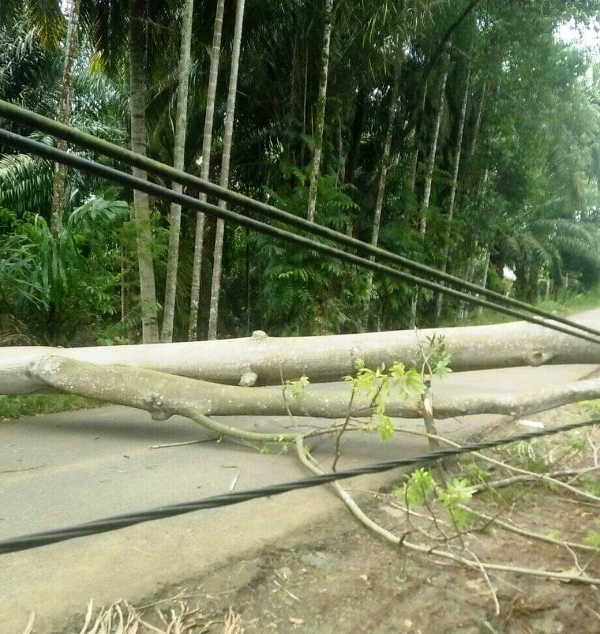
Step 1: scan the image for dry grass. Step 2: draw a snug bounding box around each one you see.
[22,601,242,634]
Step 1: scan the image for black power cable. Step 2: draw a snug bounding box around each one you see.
[1,417,598,555]
[1,128,599,346]
[1,100,600,341]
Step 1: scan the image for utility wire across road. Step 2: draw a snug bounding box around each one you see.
[1,126,600,345]
[1,417,598,555]
[1,100,600,343]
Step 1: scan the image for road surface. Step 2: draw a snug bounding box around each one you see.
[1,311,600,632]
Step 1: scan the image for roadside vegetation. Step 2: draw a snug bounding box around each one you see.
[2,0,600,347]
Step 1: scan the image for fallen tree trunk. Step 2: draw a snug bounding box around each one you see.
[24,355,600,422]
[2,318,600,394]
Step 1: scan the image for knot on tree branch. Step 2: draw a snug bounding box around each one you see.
[524,350,554,367]
[239,368,258,387]
[143,392,174,421]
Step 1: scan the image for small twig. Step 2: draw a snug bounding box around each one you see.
[229,470,240,492]
[149,438,219,450]
[481,620,501,634]
[273,578,301,602]
[466,548,500,616]
[21,612,35,634]
[584,604,600,621]
[0,463,47,474]
[332,390,355,472]
[565,544,583,574]
[455,503,599,553]
[588,437,599,467]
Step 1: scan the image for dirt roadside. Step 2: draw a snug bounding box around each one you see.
[44,396,600,634]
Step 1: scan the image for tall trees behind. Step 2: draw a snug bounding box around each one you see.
[50,0,81,235]
[128,0,159,343]
[2,0,600,345]
[161,0,195,343]
[207,0,246,341]
[188,0,225,341]
[306,0,334,222]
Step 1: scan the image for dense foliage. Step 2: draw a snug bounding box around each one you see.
[1,0,600,344]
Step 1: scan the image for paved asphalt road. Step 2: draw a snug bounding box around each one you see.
[2,311,600,632]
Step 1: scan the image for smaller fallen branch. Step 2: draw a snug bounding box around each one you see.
[393,426,600,505]
[294,437,600,586]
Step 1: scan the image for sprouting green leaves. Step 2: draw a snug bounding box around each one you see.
[286,375,310,399]
[415,333,452,380]
[345,359,425,441]
[395,468,437,506]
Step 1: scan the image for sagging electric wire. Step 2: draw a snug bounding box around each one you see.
[1,417,598,555]
[1,127,600,347]
[1,100,600,342]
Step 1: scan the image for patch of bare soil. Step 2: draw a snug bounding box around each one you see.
[52,402,600,634]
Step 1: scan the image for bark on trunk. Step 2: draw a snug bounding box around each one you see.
[4,318,600,394]
[367,51,403,303]
[50,0,81,234]
[129,0,159,343]
[161,0,195,343]
[410,72,447,327]
[476,249,491,317]
[24,355,600,422]
[468,78,486,166]
[306,0,334,223]
[370,51,403,254]
[188,0,226,341]
[435,64,471,320]
[345,87,366,188]
[420,72,447,236]
[207,0,246,341]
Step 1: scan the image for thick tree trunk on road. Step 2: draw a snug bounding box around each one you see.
[21,356,600,423]
[2,319,600,395]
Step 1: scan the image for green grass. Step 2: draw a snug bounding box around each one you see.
[0,393,103,421]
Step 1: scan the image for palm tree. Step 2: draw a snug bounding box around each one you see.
[161,0,195,343]
[207,0,246,341]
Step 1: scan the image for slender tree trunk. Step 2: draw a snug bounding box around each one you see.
[188,0,225,341]
[367,51,403,307]
[345,87,366,187]
[336,112,345,185]
[161,0,195,343]
[129,0,159,343]
[306,0,334,222]
[370,51,403,254]
[50,0,81,234]
[207,0,246,341]
[435,64,471,320]
[476,168,491,317]
[410,72,447,328]
[469,78,486,165]
[458,246,477,320]
[420,72,447,236]
[408,82,428,195]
